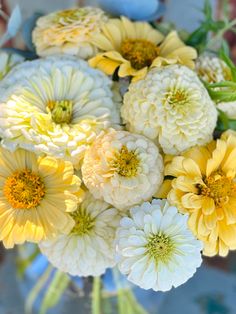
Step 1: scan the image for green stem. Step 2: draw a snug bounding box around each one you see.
[25,265,53,314]
[92,276,101,314]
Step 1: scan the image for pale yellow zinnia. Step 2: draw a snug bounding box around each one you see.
[89,16,197,81]
[0,147,84,248]
[165,133,236,257]
[32,7,108,59]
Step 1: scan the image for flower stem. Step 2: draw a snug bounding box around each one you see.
[92,276,101,314]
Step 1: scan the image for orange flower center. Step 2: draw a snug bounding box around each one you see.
[120,39,159,70]
[200,171,236,206]
[4,170,45,209]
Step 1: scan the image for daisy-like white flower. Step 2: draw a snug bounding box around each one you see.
[89,16,197,81]
[40,192,120,276]
[32,7,108,59]
[0,50,24,80]
[0,56,119,167]
[121,64,217,155]
[0,147,84,248]
[82,129,163,210]
[196,54,236,119]
[165,132,236,257]
[116,199,202,292]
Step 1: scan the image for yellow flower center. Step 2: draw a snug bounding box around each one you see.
[165,88,189,106]
[70,207,94,236]
[47,100,73,124]
[111,145,140,177]
[146,233,174,264]
[4,170,45,209]
[120,39,159,70]
[200,171,236,206]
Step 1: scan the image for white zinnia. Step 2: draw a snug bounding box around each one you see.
[116,199,203,292]
[196,54,236,119]
[0,56,120,167]
[40,192,120,277]
[82,129,164,210]
[121,64,217,155]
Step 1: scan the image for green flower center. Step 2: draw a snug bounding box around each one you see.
[110,145,140,177]
[146,233,174,264]
[70,207,94,236]
[47,100,73,124]
[120,39,159,70]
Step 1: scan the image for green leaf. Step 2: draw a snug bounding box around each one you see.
[206,81,236,102]
[219,48,236,82]
[217,109,236,131]
[203,0,212,19]
[39,270,70,314]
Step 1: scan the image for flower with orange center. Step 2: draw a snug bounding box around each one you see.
[89,16,197,81]
[165,133,236,257]
[0,147,84,248]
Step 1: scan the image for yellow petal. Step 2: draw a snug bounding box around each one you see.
[154,179,172,199]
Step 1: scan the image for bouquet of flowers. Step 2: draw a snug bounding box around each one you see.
[1,0,236,313]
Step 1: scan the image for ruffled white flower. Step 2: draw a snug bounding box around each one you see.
[0,56,120,167]
[40,192,120,276]
[82,129,164,210]
[33,7,108,59]
[116,199,203,292]
[121,64,217,155]
[196,54,236,119]
[0,50,24,80]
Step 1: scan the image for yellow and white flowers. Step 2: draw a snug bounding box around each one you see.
[2,1,236,296]
[0,147,84,248]
[116,199,202,291]
[0,56,119,167]
[82,129,164,209]
[89,16,197,81]
[40,192,120,276]
[121,64,217,155]
[33,7,108,59]
[165,132,236,257]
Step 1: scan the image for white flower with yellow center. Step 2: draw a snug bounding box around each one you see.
[32,7,108,59]
[0,50,24,80]
[121,64,217,155]
[116,199,203,291]
[0,147,84,248]
[82,129,164,210]
[40,192,120,276]
[0,56,120,167]
[196,54,236,119]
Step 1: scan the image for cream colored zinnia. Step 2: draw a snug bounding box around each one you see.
[0,147,84,248]
[82,129,164,210]
[121,64,217,155]
[116,199,202,291]
[0,56,120,167]
[89,16,197,81]
[165,132,236,257]
[40,192,120,276]
[32,7,108,59]
[196,54,236,119]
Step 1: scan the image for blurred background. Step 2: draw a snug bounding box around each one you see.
[1,0,236,313]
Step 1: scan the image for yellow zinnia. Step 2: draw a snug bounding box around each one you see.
[165,132,236,257]
[89,16,197,81]
[0,148,84,248]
